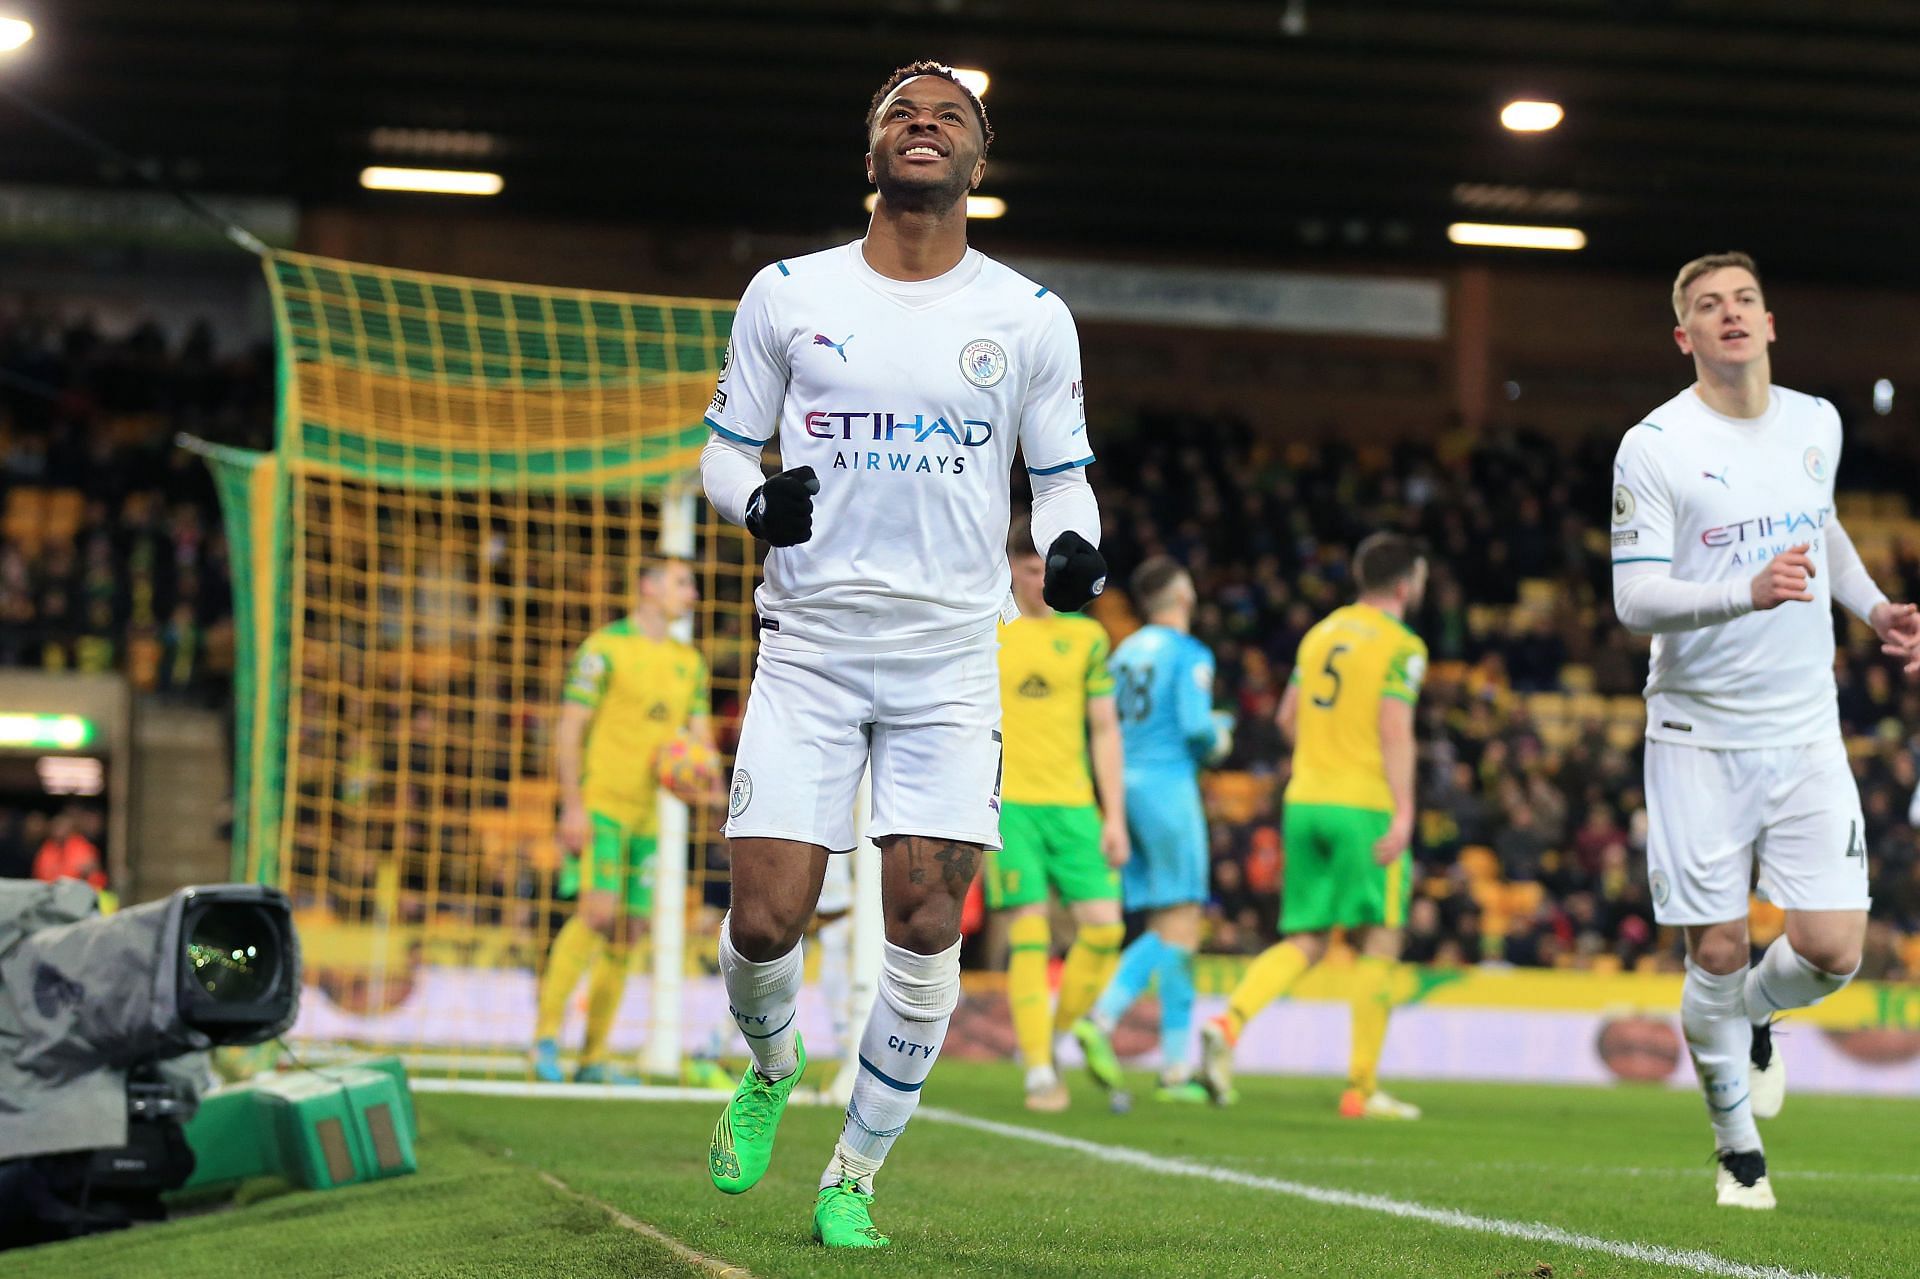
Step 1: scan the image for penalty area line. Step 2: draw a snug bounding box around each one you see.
[920,1108,1843,1279]
[535,1169,756,1279]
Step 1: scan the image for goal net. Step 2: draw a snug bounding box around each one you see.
[196,251,791,1079]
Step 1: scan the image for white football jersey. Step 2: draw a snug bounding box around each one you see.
[1611,384,1843,748]
[705,241,1092,652]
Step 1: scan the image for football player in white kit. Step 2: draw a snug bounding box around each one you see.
[1612,252,1920,1208]
[697,61,1107,1248]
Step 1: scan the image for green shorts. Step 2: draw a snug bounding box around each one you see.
[1279,802,1411,934]
[559,811,659,915]
[986,801,1119,910]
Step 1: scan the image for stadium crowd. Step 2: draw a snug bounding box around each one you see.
[6,310,1920,979]
[0,311,266,699]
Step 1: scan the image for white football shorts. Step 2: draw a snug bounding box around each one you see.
[1643,736,1871,925]
[724,627,1004,854]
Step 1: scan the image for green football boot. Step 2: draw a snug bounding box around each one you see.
[813,1178,890,1248]
[1071,1018,1124,1093]
[708,1036,806,1195]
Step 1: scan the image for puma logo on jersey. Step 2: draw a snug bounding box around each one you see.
[813,333,854,362]
[1702,468,1730,488]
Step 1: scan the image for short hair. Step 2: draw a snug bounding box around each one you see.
[1672,251,1761,321]
[866,61,994,153]
[636,554,689,584]
[1130,556,1189,613]
[1352,533,1423,594]
[1007,510,1039,559]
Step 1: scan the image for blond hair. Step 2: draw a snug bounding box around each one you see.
[1672,251,1761,321]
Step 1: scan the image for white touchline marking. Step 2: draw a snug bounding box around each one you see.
[919,1108,1845,1279]
[408,1077,851,1106]
[1209,1150,1920,1186]
[536,1170,755,1279]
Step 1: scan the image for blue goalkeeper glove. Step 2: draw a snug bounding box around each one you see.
[1043,531,1107,612]
[745,465,819,546]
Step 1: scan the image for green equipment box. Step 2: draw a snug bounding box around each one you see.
[182,1056,417,1191]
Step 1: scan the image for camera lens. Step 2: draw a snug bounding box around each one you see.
[185,904,279,1004]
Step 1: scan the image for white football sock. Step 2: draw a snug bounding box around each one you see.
[1682,960,1762,1154]
[821,938,960,1192]
[718,912,803,1080]
[1745,936,1855,1024]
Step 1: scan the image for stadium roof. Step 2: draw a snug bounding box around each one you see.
[7,0,1920,282]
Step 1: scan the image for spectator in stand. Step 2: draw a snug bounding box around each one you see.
[33,806,105,891]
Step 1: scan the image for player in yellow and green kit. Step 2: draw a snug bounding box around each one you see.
[533,556,714,1084]
[1201,533,1429,1119]
[991,513,1129,1112]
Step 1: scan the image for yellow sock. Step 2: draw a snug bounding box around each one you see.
[1225,939,1313,1038]
[1054,921,1125,1032]
[535,916,605,1043]
[1007,914,1055,1071]
[580,946,630,1066]
[1347,955,1394,1095]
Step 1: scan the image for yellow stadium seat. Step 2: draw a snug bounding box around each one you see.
[1537,721,1578,750]
[1558,664,1596,693]
[1525,691,1568,722]
[1518,579,1558,609]
[3,488,44,552]
[1605,721,1644,752]
[1504,881,1544,917]
[42,489,83,546]
[1203,770,1273,824]
[1459,845,1500,883]
[1607,695,1645,724]
[1901,934,1920,976]
[1467,604,1503,635]
[1569,693,1608,722]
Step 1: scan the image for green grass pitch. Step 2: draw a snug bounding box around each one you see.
[9,1061,1915,1278]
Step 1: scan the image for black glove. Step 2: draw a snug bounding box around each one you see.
[1043,530,1107,612]
[745,466,819,546]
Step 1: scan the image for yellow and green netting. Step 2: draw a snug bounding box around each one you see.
[193,251,757,1060]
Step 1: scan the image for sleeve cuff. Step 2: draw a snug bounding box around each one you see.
[705,416,770,446]
[1027,455,1096,476]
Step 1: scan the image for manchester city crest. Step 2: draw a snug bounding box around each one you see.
[960,338,1008,389]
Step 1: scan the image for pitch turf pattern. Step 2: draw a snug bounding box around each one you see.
[11,1064,1917,1279]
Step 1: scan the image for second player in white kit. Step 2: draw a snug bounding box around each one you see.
[1612,251,1920,1209]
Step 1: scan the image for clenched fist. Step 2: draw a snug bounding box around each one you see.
[1750,542,1815,611]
